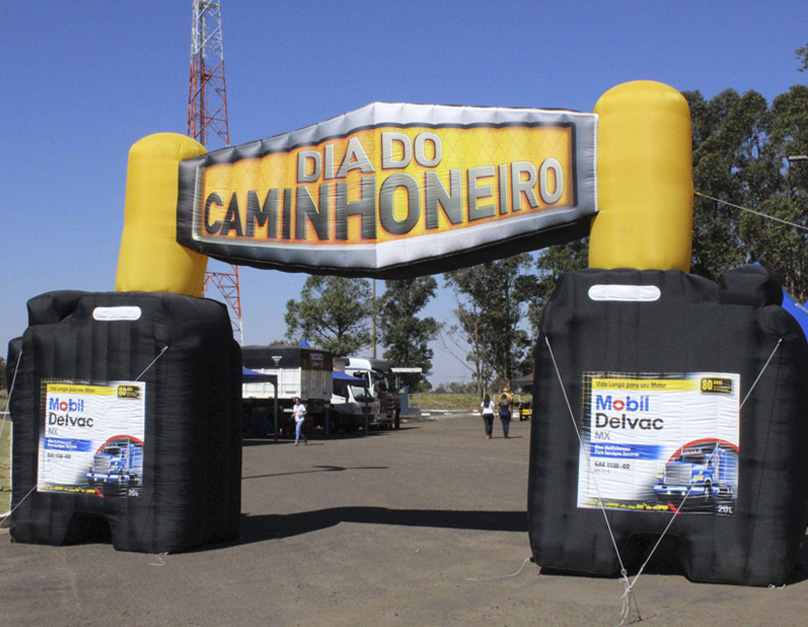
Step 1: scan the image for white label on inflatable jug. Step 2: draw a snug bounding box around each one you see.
[93,306,142,321]
[577,372,740,516]
[588,285,661,302]
[38,380,146,497]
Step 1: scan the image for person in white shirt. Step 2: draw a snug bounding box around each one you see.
[293,397,307,446]
[480,394,496,439]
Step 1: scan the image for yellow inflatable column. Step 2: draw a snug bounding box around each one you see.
[116,133,208,296]
[589,81,693,271]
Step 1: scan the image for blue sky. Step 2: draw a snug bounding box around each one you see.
[3,1,807,385]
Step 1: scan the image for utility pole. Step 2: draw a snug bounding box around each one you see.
[372,279,377,358]
[187,0,243,345]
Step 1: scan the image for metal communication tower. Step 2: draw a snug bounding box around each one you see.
[187,0,243,344]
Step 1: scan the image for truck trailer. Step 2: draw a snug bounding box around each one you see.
[242,344,333,437]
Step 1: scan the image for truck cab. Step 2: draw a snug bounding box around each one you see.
[86,438,144,496]
[653,444,738,513]
[331,374,378,433]
[333,356,400,430]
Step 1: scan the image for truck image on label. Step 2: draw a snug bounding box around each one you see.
[653,441,738,514]
[86,437,144,496]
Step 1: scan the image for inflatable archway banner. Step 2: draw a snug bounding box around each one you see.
[176,103,598,278]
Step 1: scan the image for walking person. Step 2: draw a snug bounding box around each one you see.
[498,389,513,438]
[480,394,496,439]
[293,396,307,446]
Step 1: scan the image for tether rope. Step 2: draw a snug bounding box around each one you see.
[0,350,22,441]
[465,557,532,581]
[695,191,808,232]
[544,336,639,626]
[545,334,784,625]
[740,339,782,411]
[629,338,781,588]
[0,351,22,522]
[0,484,36,525]
[136,346,169,381]
[1,346,169,525]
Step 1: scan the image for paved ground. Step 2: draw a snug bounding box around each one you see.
[2,414,808,626]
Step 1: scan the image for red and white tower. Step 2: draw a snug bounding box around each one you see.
[187,0,243,344]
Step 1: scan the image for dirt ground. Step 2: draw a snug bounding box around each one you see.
[2,414,808,626]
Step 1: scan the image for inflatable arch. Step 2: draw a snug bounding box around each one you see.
[9,81,808,584]
[113,81,693,291]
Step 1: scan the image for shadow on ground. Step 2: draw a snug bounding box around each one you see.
[241,427,416,446]
[242,464,389,480]
[237,507,527,545]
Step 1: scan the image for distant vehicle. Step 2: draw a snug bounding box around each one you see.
[331,370,375,434]
[653,443,738,512]
[87,438,143,496]
[333,356,400,430]
[242,344,333,435]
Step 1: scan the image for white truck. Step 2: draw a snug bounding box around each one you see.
[332,356,400,430]
[242,344,333,436]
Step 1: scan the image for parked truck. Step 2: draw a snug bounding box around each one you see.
[331,370,376,433]
[332,356,400,430]
[242,344,333,436]
[86,437,144,496]
[653,443,738,512]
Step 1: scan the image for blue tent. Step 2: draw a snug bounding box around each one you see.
[781,290,808,342]
[751,263,808,342]
[242,367,277,384]
[241,368,279,441]
[332,369,366,385]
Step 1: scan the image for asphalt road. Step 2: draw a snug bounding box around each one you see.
[2,414,808,626]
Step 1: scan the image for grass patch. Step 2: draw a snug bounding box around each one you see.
[407,392,533,413]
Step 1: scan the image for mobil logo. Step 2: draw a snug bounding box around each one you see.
[595,394,649,412]
[47,397,85,413]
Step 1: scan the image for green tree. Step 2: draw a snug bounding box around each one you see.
[0,356,6,393]
[438,293,495,397]
[686,84,808,298]
[739,85,808,300]
[284,275,372,356]
[519,79,808,354]
[445,254,534,395]
[524,81,808,341]
[685,88,776,282]
[796,43,808,73]
[378,277,440,392]
[526,238,590,338]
